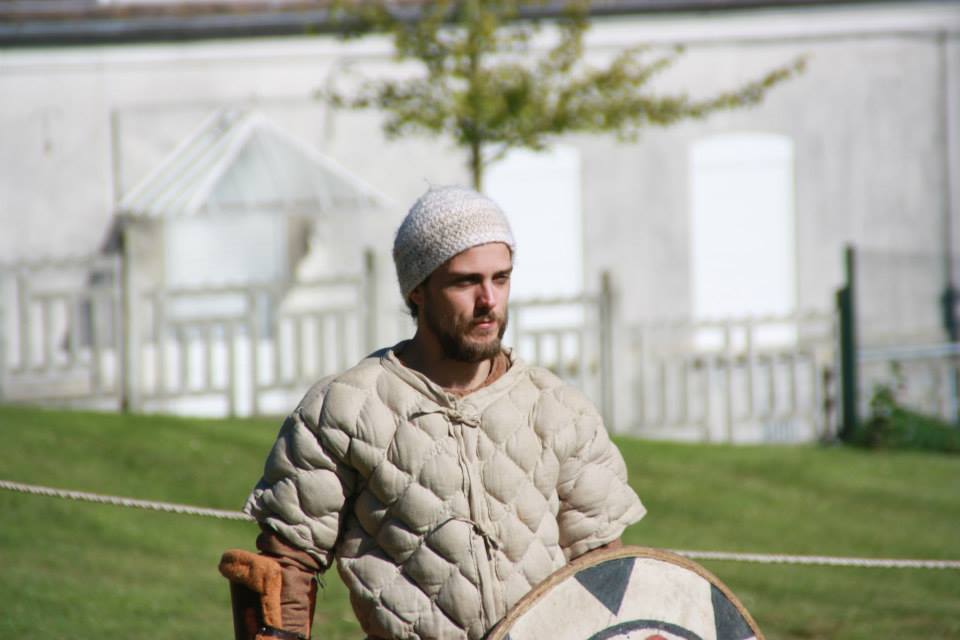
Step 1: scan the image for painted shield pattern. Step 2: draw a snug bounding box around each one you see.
[486,546,762,640]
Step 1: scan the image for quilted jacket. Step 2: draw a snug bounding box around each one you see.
[244,346,645,640]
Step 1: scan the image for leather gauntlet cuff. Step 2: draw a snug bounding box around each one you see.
[220,549,300,640]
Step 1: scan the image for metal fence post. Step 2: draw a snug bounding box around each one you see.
[599,271,615,431]
[0,271,7,402]
[117,224,143,412]
[247,290,260,416]
[940,285,960,425]
[837,245,859,441]
[226,322,238,418]
[364,249,378,354]
[119,225,141,413]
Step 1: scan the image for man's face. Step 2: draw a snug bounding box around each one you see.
[411,242,512,362]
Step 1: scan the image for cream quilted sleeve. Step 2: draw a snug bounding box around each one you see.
[552,385,646,560]
[243,379,358,570]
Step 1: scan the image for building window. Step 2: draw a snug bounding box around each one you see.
[690,133,796,347]
[486,146,583,299]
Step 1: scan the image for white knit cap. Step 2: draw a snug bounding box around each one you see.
[393,185,516,299]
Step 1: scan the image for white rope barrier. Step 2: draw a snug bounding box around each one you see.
[0,479,254,522]
[2,479,959,569]
[673,549,960,569]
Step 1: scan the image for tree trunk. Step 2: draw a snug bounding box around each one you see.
[470,139,484,191]
[465,1,484,193]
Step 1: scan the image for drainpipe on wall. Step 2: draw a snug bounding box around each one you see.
[938,32,960,425]
[110,110,140,412]
[110,110,124,209]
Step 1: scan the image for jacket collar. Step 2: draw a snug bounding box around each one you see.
[380,341,525,410]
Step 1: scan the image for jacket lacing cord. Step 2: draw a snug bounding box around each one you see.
[409,407,501,551]
[410,406,482,429]
[430,516,501,551]
[412,404,502,624]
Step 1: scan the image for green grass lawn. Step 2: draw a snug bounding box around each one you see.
[0,404,958,639]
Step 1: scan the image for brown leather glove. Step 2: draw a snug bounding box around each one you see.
[219,548,315,640]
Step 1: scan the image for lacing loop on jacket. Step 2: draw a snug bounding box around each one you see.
[411,407,482,429]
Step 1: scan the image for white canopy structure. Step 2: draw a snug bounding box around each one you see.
[108,109,390,293]
[118,108,388,219]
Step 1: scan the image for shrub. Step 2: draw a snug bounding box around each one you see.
[851,383,960,453]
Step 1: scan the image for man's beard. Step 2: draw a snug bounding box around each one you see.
[424,302,508,363]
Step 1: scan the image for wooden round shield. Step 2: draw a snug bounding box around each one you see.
[486,546,763,640]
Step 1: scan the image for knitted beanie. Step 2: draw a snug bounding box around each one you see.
[393,185,516,298]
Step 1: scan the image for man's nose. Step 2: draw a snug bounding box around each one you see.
[477,280,496,309]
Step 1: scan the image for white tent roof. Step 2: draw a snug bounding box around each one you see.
[118,109,389,219]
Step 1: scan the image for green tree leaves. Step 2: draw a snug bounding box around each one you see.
[322,0,805,188]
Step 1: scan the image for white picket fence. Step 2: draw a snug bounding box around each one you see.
[0,255,124,407]
[626,312,837,442]
[1,254,849,442]
[129,276,369,416]
[0,256,371,417]
[506,286,612,424]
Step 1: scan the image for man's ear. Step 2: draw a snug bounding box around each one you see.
[409,283,425,307]
[408,275,430,320]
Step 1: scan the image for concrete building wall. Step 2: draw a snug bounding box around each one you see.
[1,1,958,343]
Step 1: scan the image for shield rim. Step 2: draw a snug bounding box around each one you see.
[485,545,765,640]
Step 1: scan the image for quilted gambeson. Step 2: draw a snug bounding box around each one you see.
[244,346,645,640]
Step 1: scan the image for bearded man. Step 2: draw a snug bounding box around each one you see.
[221,186,645,640]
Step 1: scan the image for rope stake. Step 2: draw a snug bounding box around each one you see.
[2,479,958,569]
